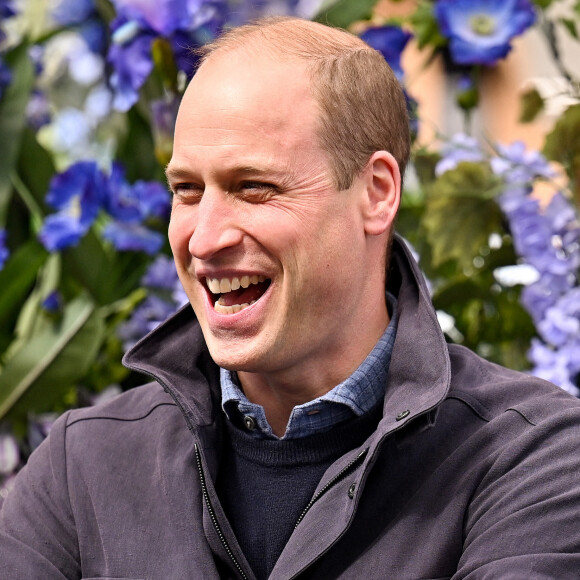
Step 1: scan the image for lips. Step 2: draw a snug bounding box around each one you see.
[205,275,271,314]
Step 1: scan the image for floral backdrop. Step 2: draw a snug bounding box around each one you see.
[1,0,579,496]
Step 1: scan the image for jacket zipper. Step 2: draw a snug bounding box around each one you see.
[195,443,249,580]
[294,447,369,528]
[125,366,249,580]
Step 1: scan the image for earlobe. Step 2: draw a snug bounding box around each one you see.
[362,151,401,236]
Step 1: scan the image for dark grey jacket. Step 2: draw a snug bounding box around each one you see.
[2,237,580,579]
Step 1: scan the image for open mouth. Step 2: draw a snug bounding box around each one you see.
[205,275,271,315]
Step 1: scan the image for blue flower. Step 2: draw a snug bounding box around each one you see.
[0,229,8,270]
[42,291,62,313]
[360,25,412,81]
[0,0,15,19]
[108,31,156,112]
[106,165,170,221]
[0,57,12,101]
[107,0,227,111]
[434,0,536,66]
[39,161,107,251]
[103,165,170,254]
[102,222,164,254]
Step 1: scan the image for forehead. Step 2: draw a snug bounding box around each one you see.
[173,50,320,156]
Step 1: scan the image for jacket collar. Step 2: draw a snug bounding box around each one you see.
[123,234,451,436]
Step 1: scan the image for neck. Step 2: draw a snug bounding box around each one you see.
[237,308,390,437]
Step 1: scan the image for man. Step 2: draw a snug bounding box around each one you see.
[2,16,580,579]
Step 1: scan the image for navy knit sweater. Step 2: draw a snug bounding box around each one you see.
[216,402,383,579]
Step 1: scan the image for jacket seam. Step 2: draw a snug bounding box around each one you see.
[65,402,177,428]
[505,407,537,426]
[61,410,81,568]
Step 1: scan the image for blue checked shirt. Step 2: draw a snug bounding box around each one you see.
[220,296,398,440]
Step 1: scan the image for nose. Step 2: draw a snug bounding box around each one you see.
[188,189,243,260]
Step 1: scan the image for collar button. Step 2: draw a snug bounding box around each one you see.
[396,409,410,421]
[244,416,257,431]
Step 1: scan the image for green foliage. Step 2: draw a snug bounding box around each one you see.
[422,163,504,270]
[543,103,580,193]
[315,0,380,28]
[0,293,104,428]
[560,17,579,40]
[410,1,447,50]
[0,42,35,224]
[519,88,545,123]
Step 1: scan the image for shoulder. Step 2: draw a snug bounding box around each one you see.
[446,343,580,426]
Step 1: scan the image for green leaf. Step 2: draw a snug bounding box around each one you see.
[560,17,579,39]
[315,0,380,28]
[533,0,554,8]
[413,149,440,186]
[62,230,149,306]
[423,163,504,270]
[0,293,104,423]
[519,87,545,123]
[543,103,580,189]
[0,41,35,224]
[0,240,49,356]
[16,128,55,214]
[410,1,447,50]
[116,107,163,183]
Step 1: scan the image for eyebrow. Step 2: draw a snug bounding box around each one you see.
[165,164,284,182]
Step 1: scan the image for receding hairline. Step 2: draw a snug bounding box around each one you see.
[195,16,375,70]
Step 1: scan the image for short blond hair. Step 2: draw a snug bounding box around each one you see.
[196,17,410,191]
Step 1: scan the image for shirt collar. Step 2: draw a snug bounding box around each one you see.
[221,294,398,440]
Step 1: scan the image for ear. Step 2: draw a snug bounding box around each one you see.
[361,151,401,237]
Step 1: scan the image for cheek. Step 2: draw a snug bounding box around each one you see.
[168,210,195,258]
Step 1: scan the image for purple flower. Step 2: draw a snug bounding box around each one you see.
[117,294,178,350]
[492,141,554,183]
[141,255,179,290]
[51,0,95,25]
[528,339,580,397]
[360,25,412,81]
[39,161,107,251]
[537,288,580,347]
[151,97,180,164]
[521,275,574,325]
[0,229,8,270]
[102,221,164,254]
[26,90,51,130]
[435,0,536,66]
[117,255,188,349]
[435,133,484,175]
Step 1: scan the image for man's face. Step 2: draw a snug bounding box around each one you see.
[167,50,387,383]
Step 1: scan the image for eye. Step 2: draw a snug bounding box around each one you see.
[238,181,278,202]
[171,183,204,203]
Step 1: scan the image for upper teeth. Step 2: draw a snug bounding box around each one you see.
[206,275,266,294]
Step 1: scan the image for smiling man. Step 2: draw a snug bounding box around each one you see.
[2,16,580,580]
